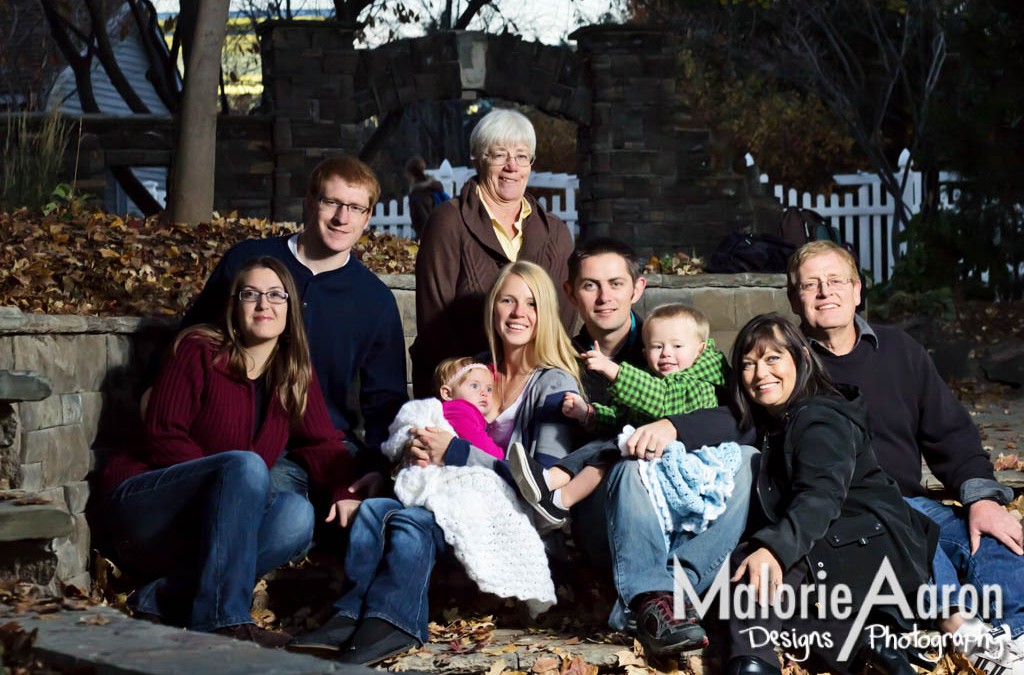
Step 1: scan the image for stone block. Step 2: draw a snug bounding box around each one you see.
[637,288,695,319]
[61,393,82,425]
[0,539,57,586]
[734,288,794,328]
[0,306,24,331]
[13,335,107,393]
[18,396,63,431]
[19,462,43,491]
[21,425,90,487]
[63,482,90,515]
[106,334,134,371]
[691,288,738,332]
[80,392,103,447]
[54,513,89,585]
[393,290,416,338]
[0,501,73,541]
[711,330,738,357]
[0,338,13,371]
[0,370,53,403]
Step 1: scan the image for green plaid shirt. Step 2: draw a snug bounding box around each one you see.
[593,338,727,430]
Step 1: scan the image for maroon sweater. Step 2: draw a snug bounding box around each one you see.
[100,334,355,502]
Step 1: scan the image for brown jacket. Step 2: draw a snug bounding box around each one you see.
[410,178,575,397]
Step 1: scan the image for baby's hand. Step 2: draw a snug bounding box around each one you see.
[580,343,620,381]
[562,392,590,423]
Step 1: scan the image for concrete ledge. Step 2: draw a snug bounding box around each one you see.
[0,499,73,541]
[2,603,389,675]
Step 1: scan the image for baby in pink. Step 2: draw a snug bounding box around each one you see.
[381,356,503,462]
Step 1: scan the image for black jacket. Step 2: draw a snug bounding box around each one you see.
[750,385,936,606]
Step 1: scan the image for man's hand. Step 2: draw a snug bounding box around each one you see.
[326,499,361,528]
[968,499,1024,555]
[624,418,677,459]
[407,426,453,466]
[561,392,591,423]
[579,343,620,382]
[731,547,783,606]
[347,472,387,499]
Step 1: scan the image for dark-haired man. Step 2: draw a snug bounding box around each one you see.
[564,238,756,658]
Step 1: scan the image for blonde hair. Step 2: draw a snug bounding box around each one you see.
[786,241,859,295]
[434,356,490,394]
[485,261,582,390]
[644,304,710,343]
[176,257,312,428]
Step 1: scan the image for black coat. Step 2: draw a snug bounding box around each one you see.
[750,385,937,606]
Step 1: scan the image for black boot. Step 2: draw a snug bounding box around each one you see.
[726,655,783,675]
[854,644,917,675]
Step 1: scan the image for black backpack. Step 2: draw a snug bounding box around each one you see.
[706,232,796,274]
[779,207,840,247]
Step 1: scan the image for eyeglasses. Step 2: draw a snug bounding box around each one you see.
[238,289,289,304]
[482,151,535,167]
[798,277,853,294]
[317,196,370,217]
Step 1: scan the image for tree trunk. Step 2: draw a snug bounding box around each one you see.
[169,0,230,225]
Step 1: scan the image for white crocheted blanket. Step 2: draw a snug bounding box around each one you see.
[395,465,556,615]
[383,398,556,615]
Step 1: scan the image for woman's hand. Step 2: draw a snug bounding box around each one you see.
[561,392,591,423]
[407,426,453,466]
[624,419,677,459]
[326,499,361,528]
[731,547,784,605]
[579,344,620,382]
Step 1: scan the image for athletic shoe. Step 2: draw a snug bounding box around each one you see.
[213,623,292,649]
[508,441,549,504]
[336,618,419,665]
[633,592,708,657]
[962,624,1024,675]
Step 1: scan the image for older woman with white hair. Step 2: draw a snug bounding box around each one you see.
[410,108,575,397]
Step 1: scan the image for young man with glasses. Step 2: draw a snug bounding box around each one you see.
[183,155,407,489]
[789,241,1024,674]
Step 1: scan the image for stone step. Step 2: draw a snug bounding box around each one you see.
[0,496,73,541]
[0,370,53,402]
[1,602,401,675]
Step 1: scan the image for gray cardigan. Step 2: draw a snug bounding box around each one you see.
[444,368,580,469]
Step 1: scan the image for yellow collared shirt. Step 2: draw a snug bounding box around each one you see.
[478,187,531,261]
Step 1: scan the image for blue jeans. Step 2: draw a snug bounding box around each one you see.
[107,451,315,631]
[906,496,1024,637]
[573,445,757,629]
[332,498,445,643]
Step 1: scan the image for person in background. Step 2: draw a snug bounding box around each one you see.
[405,156,448,239]
[410,108,575,397]
[101,258,360,648]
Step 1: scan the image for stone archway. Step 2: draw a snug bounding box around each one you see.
[259,22,757,257]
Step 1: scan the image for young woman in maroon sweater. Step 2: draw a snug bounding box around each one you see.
[101,257,359,648]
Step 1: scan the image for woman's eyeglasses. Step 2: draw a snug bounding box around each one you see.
[482,151,535,167]
[238,289,289,304]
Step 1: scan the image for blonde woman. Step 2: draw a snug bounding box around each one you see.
[290,261,582,665]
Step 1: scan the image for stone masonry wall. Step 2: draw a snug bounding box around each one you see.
[0,274,790,590]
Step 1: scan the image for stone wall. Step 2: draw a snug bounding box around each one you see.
[0,274,789,590]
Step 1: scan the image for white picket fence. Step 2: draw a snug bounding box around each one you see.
[370,160,580,239]
[374,155,959,284]
[758,150,961,283]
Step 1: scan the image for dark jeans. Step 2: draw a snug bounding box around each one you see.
[331,497,446,643]
[107,451,315,631]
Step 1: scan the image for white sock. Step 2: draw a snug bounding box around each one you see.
[552,488,566,510]
[541,468,551,488]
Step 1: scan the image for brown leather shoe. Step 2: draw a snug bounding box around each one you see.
[213,623,292,649]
